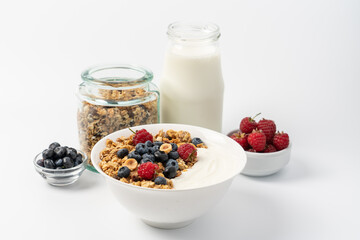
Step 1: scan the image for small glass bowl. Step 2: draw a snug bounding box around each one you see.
[33,150,87,186]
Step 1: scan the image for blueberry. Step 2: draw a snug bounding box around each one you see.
[170,143,178,151]
[66,148,78,160]
[166,159,179,171]
[192,137,203,146]
[116,148,129,158]
[74,157,83,166]
[117,166,130,178]
[49,142,60,150]
[42,149,54,159]
[163,166,177,179]
[168,151,179,160]
[36,159,44,167]
[135,145,147,155]
[142,153,155,162]
[135,143,145,151]
[128,152,142,162]
[55,158,63,167]
[54,147,66,159]
[145,140,153,147]
[140,158,153,164]
[75,153,83,162]
[44,159,56,169]
[154,176,167,185]
[63,157,74,168]
[148,146,159,154]
[154,141,163,147]
[154,151,168,163]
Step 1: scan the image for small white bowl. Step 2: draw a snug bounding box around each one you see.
[241,143,292,177]
[91,123,246,229]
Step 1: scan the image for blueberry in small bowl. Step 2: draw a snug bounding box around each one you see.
[34,142,87,186]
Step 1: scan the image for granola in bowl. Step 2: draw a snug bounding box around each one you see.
[98,129,207,189]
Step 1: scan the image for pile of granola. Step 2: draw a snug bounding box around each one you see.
[99,129,207,189]
[77,88,158,166]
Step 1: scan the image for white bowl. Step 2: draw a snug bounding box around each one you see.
[91,123,246,229]
[241,143,292,177]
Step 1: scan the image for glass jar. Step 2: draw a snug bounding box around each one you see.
[160,22,224,132]
[77,65,159,172]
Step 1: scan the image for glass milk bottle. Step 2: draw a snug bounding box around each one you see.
[160,22,224,132]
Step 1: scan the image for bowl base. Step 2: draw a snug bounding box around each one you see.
[141,219,195,229]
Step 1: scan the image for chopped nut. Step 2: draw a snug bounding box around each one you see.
[123,158,138,171]
[160,143,172,154]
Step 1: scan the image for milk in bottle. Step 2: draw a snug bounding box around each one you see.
[160,22,224,132]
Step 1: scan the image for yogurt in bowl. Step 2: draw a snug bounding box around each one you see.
[91,123,246,229]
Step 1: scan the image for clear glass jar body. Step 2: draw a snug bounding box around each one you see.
[77,65,159,171]
[160,22,224,132]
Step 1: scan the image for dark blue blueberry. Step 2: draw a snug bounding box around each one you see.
[117,166,130,178]
[116,148,129,158]
[48,142,60,150]
[163,166,177,179]
[128,152,142,162]
[135,145,147,155]
[154,141,163,147]
[166,159,179,171]
[140,158,153,164]
[63,157,74,168]
[54,146,66,159]
[135,143,145,151]
[75,153,83,162]
[145,140,153,147]
[148,146,159,154]
[142,153,155,162]
[192,137,203,146]
[55,158,63,167]
[154,176,167,185]
[66,147,78,160]
[168,151,179,160]
[170,143,178,151]
[36,159,44,167]
[44,159,56,169]
[154,151,168,163]
[74,157,83,166]
[42,149,54,159]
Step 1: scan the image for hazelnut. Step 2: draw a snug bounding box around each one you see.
[159,143,172,154]
[123,158,138,171]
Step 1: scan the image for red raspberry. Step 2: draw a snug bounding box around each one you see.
[132,129,153,145]
[257,118,276,143]
[240,113,261,134]
[177,144,197,162]
[230,132,250,150]
[137,162,158,180]
[273,132,289,151]
[263,144,277,153]
[247,148,257,152]
[247,130,266,152]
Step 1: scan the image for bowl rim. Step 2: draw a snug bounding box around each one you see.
[33,149,88,173]
[91,123,247,192]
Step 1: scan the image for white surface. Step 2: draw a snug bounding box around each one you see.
[0,0,359,239]
[91,124,245,228]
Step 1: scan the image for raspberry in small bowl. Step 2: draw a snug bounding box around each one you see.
[228,129,292,177]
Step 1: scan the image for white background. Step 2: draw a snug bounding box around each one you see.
[0,0,359,239]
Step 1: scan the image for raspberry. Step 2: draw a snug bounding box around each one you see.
[263,144,277,153]
[230,132,249,150]
[137,162,158,180]
[131,129,153,145]
[177,143,197,162]
[247,130,266,152]
[257,118,276,143]
[240,113,260,134]
[273,132,289,151]
[247,148,256,152]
